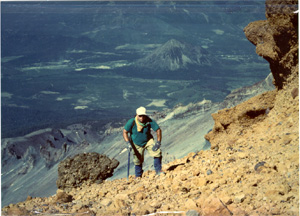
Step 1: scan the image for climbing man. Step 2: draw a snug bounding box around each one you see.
[123,106,163,178]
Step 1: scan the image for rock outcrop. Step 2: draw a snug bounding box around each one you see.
[56,152,119,191]
[205,90,277,149]
[244,0,298,89]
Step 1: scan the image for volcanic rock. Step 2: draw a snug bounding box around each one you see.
[244,0,298,89]
[56,152,119,190]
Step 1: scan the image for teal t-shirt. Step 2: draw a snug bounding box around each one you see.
[124,117,160,147]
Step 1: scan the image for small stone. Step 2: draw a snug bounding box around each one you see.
[186,209,200,216]
[115,193,129,200]
[202,197,229,215]
[254,161,266,171]
[181,187,190,193]
[95,179,103,184]
[114,199,128,209]
[100,198,112,207]
[193,178,208,187]
[207,169,213,175]
[7,206,29,215]
[291,87,298,99]
[55,191,73,203]
[135,192,147,201]
[185,199,198,210]
[150,201,162,209]
[26,196,32,201]
[234,194,246,204]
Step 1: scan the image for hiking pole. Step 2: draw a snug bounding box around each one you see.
[127,147,130,181]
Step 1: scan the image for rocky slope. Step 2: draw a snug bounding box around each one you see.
[2,0,298,215]
[1,72,274,207]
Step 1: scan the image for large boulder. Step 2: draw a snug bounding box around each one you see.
[56,152,119,190]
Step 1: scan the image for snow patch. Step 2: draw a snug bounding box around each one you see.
[5,104,29,109]
[77,99,92,105]
[40,91,60,95]
[56,96,72,101]
[147,99,167,107]
[2,92,13,99]
[123,90,133,100]
[2,55,24,63]
[67,49,87,53]
[212,29,224,35]
[159,99,212,123]
[75,68,87,71]
[74,106,88,110]
[183,9,190,15]
[91,65,111,69]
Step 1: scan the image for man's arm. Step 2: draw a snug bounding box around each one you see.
[152,128,162,151]
[156,128,162,142]
[123,129,132,151]
[123,129,130,142]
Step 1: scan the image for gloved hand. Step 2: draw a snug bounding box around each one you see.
[152,141,161,151]
[126,141,132,151]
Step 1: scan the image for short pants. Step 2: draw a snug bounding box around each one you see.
[132,139,162,165]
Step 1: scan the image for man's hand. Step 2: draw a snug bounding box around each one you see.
[152,141,161,151]
[126,141,132,151]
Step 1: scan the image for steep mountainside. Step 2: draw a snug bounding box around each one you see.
[2,0,298,215]
[1,72,274,207]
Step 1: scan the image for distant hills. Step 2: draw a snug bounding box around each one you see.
[135,39,214,71]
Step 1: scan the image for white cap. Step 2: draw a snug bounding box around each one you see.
[136,106,147,116]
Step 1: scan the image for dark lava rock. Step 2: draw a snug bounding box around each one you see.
[56,152,119,190]
[254,161,266,171]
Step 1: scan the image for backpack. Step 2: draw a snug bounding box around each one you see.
[129,118,135,136]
